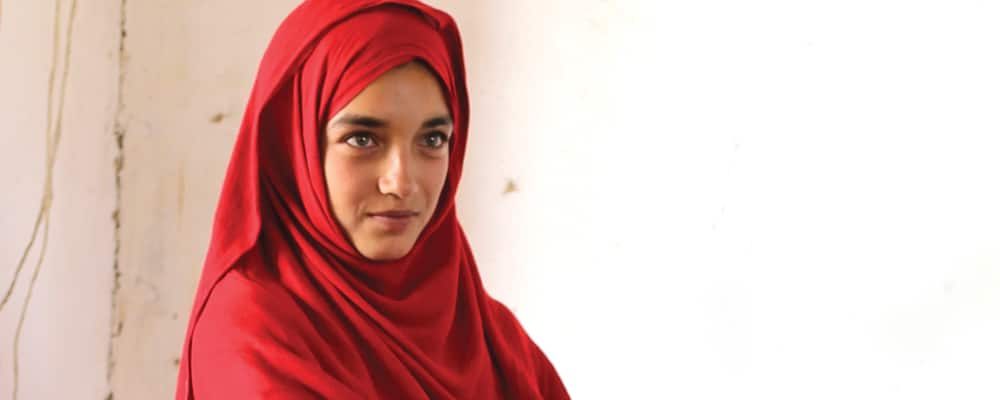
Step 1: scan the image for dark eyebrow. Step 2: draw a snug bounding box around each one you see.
[329,113,453,130]
[329,113,387,129]
[422,116,453,129]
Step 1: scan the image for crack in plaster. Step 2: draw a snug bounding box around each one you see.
[0,211,44,311]
[0,0,77,398]
[106,0,128,398]
[0,0,64,313]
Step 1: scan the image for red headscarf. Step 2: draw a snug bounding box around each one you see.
[175,1,569,399]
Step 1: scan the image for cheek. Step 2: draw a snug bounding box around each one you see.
[420,156,450,203]
[324,157,372,225]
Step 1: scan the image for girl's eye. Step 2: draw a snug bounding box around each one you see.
[422,131,451,149]
[345,133,377,148]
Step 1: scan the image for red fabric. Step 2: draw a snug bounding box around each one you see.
[174,1,570,399]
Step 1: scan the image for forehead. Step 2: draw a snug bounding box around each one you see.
[338,63,450,118]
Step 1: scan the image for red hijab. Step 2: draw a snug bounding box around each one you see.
[175,1,569,399]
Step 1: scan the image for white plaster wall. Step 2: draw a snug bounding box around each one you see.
[0,0,119,399]
[436,1,1000,399]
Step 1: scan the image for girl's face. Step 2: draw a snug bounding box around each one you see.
[323,62,452,261]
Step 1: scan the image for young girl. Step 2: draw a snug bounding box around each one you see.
[175,1,570,398]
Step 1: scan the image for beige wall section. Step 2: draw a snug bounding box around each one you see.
[0,0,120,399]
[110,1,300,398]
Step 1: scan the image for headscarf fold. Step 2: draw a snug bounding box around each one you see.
[175,1,570,399]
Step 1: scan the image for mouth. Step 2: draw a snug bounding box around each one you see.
[366,210,418,233]
[368,210,419,218]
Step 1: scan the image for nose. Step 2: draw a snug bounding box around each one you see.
[378,147,416,199]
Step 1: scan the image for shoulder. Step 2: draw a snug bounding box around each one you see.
[195,265,298,334]
[187,265,325,398]
[487,297,525,335]
[190,263,312,364]
[485,297,538,359]
[486,297,571,398]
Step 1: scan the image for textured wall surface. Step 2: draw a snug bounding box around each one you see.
[0,0,119,399]
[109,1,300,398]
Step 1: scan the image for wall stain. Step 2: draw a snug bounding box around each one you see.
[210,112,225,123]
[503,179,518,195]
[136,276,163,305]
[0,0,78,399]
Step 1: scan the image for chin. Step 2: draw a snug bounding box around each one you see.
[358,239,416,261]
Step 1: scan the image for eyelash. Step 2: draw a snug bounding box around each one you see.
[422,131,451,149]
[342,131,451,150]
[343,132,377,148]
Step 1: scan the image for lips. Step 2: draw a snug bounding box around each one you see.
[368,210,418,218]
[366,210,418,233]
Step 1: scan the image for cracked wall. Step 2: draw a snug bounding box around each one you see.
[109,1,301,398]
[0,0,120,399]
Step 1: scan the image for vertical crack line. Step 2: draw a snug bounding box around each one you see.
[0,210,44,310]
[0,0,63,313]
[107,0,128,393]
[13,215,50,400]
[5,0,78,398]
